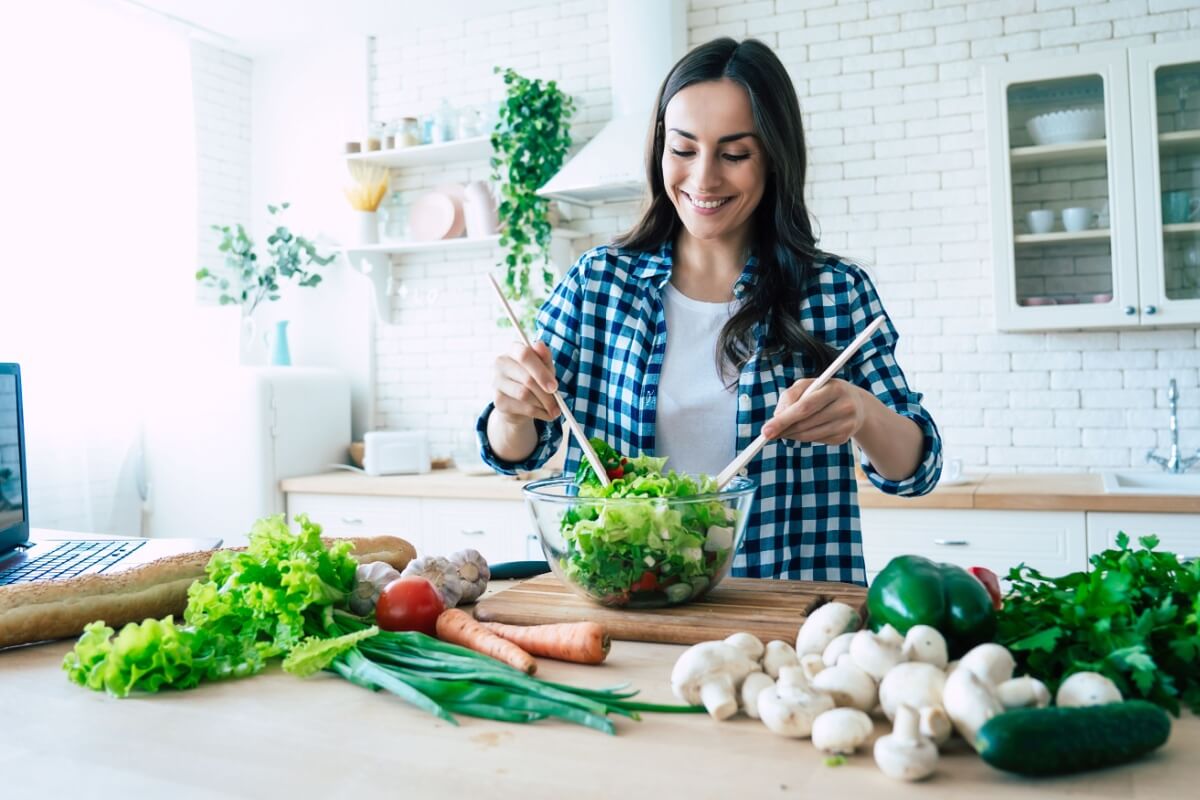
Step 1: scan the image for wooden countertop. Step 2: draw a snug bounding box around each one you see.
[2,625,1193,798]
[282,470,1200,514]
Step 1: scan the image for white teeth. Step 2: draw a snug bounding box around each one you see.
[688,194,729,209]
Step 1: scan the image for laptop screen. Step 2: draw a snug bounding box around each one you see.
[1,364,29,550]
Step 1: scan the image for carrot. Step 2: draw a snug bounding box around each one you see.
[435,608,537,675]
[479,621,610,665]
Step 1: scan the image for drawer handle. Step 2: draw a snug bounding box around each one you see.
[933,539,969,546]
[340,516,364,525]
[461,529,486,536]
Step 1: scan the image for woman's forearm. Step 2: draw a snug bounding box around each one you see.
[851,387,926,481]
[486,409,540,464]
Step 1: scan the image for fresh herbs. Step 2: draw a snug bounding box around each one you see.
[996,534,1200,716]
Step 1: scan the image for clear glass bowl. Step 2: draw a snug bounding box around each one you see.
[522,476,757,609]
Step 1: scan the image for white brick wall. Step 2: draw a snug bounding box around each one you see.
[296,0,1200,469]
[191,42,253,303]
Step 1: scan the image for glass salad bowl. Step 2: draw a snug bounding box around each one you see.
[522,476,757,609]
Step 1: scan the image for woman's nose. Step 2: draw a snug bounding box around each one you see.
[692,155,721,193]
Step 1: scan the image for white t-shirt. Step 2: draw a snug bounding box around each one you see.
[655,283,739,477]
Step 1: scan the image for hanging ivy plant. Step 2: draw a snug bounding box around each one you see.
[490,67,575,328]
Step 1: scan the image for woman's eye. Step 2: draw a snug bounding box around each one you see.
[723,153,751,163]
[669,148,694,157]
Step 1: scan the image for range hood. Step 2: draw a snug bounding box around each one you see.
[537,0,687,207]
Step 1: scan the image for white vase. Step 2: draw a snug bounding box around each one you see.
[238,311,269,366]
[354,210,380,245]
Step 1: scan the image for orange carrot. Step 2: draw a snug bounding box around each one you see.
[435,608,537,675]
[479,621,610,665]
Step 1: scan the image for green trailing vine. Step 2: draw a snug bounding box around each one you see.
[490,67,575,328]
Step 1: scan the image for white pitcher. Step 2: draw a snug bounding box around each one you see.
[463,180,499,238]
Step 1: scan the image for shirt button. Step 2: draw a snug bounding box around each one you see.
[738,468,749,477]
[737,393,751,411]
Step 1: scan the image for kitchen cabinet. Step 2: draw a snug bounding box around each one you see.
[1086,511,1200,561]
[860,508,1089,584]
[286,491,534,564]
[984,42,1200,331]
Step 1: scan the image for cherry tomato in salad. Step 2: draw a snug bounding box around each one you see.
[629,570,659,593]
[375,577,445,635]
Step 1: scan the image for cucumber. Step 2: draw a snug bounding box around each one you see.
[976,701,1171,777]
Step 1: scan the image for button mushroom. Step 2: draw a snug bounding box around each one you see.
[670,641,760,720]
[757,669,835,738]
[724,632,765,662]
[997,675,1051,709]
[799,653,826,682]
[956,642,1015,687]
[822,631,855,668]
[942,662,1004,743]
[762,639,800,679]
[796,601,861,657]
[901,624,949,670]
[811,653,878,712]
[740,671,776,720]
[919,705,952,745]
[1055,671,1122,707]
[874,704,938,781]
[812,708,874,754]
[878,661,946,721]
[849,626,904,681]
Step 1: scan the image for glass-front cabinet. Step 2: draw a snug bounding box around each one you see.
[985,43,1200,331]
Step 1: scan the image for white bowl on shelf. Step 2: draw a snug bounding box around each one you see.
[1025,106,1106,146]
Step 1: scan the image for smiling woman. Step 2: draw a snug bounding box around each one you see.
[0,1,199,534]
[479,38,943,585]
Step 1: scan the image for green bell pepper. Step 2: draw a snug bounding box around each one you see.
[867,555,996,658]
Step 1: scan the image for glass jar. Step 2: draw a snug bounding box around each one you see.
[432,99,457,144]
[396,117,421,148]
[364,121,387,152]
[381,192,407,241]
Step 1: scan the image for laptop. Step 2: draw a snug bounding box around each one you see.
[0,363,221,586]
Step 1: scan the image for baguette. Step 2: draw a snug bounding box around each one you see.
[0,534,416,650]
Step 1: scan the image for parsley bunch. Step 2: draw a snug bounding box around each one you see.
[997,533,1200,716]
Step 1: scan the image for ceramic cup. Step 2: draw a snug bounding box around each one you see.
[943,458,964,483]
[1162,191,1200,224]
[1062,206,1093,233]
[1026,209,1054,234]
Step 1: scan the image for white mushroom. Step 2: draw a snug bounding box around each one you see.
[942,663,1004,743]
[919,705,952,745]
[757,674,835,738]
[724,632,765,662]
[739,671,776,720]
[874,704,938,781]
[956,643,1015,687]
[849,626,905,681]
[878,661,946,721]
[800,653,826,682]
[670,641,760,720]
[812,708,874,754]
[997,676,1051,709]
[901,625,949,670]
[1055,672,1122,708]
[822,631,855,668]
[811,653,878,712]
[762,639,800,679]
[796,602,861,656]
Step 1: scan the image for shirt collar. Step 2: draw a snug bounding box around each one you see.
[634,239,761,299]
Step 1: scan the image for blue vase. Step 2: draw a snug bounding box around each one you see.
[270,320,292,366]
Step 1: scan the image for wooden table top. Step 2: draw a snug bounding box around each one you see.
[2,629,1194,799]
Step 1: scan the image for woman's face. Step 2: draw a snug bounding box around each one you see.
[661,78,767,244]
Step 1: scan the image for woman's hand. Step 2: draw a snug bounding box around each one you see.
[492,340,561,425]
[760,378,866,445]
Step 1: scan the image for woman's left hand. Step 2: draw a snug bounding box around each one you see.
[760,378,866,445]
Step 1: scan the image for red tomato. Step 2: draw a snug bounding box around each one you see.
[629,570,659,593]
[375,577,445,635]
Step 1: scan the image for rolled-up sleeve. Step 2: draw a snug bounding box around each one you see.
[475,256,586,475]
[842,266,942,496]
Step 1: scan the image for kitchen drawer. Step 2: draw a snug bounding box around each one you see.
[861,508,1088,583]
[286,492,431,555]
[422,498,530,563]
[1086,512,1200,561]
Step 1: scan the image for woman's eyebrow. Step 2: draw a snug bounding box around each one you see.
[668,128,756,144]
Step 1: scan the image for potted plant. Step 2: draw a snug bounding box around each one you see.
[195,202,335,362]
[490,67,575,328]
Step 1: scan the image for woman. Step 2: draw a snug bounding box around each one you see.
[476,38,941,586]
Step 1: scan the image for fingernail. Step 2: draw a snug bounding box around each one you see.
[762,425,776,438]
[545,381,558,393]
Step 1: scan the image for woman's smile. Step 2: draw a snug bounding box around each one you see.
[681,189,734,214]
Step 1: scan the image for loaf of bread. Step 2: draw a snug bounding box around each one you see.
[0,535,416,650]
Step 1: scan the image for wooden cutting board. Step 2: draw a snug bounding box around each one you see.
[474,573,868,646]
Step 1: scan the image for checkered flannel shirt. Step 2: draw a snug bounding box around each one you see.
[477,242,942,585]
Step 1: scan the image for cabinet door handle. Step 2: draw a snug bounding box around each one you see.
[460,529,486,536]
[1123,305,1136,316]
[933,539,969,546]
[1143,305,1158,315]
[340,516,363,525]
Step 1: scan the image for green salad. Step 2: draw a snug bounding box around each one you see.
[559,439,741,606]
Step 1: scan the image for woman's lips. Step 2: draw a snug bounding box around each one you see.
[681,190,732,216]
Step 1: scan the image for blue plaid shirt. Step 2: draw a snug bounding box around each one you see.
[477,242,942,585]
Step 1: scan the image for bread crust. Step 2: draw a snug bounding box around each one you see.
[0,534,416,649]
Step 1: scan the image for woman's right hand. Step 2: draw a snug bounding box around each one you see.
[492,340,561,424]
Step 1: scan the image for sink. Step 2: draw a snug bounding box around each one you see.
[1101,471,1200,495]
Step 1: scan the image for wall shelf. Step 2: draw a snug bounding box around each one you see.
[342,228,590,257]
[1009,139,1107,167]
[345,137,492,169]
[1014,229,1112,245]
[1159,129,1200,155]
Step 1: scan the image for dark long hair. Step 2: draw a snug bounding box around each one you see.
[614,37,839,381]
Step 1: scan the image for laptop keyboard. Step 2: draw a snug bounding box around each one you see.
[0,540,146,586]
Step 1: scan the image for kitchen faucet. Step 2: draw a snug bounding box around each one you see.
[1146,379,1200,474]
